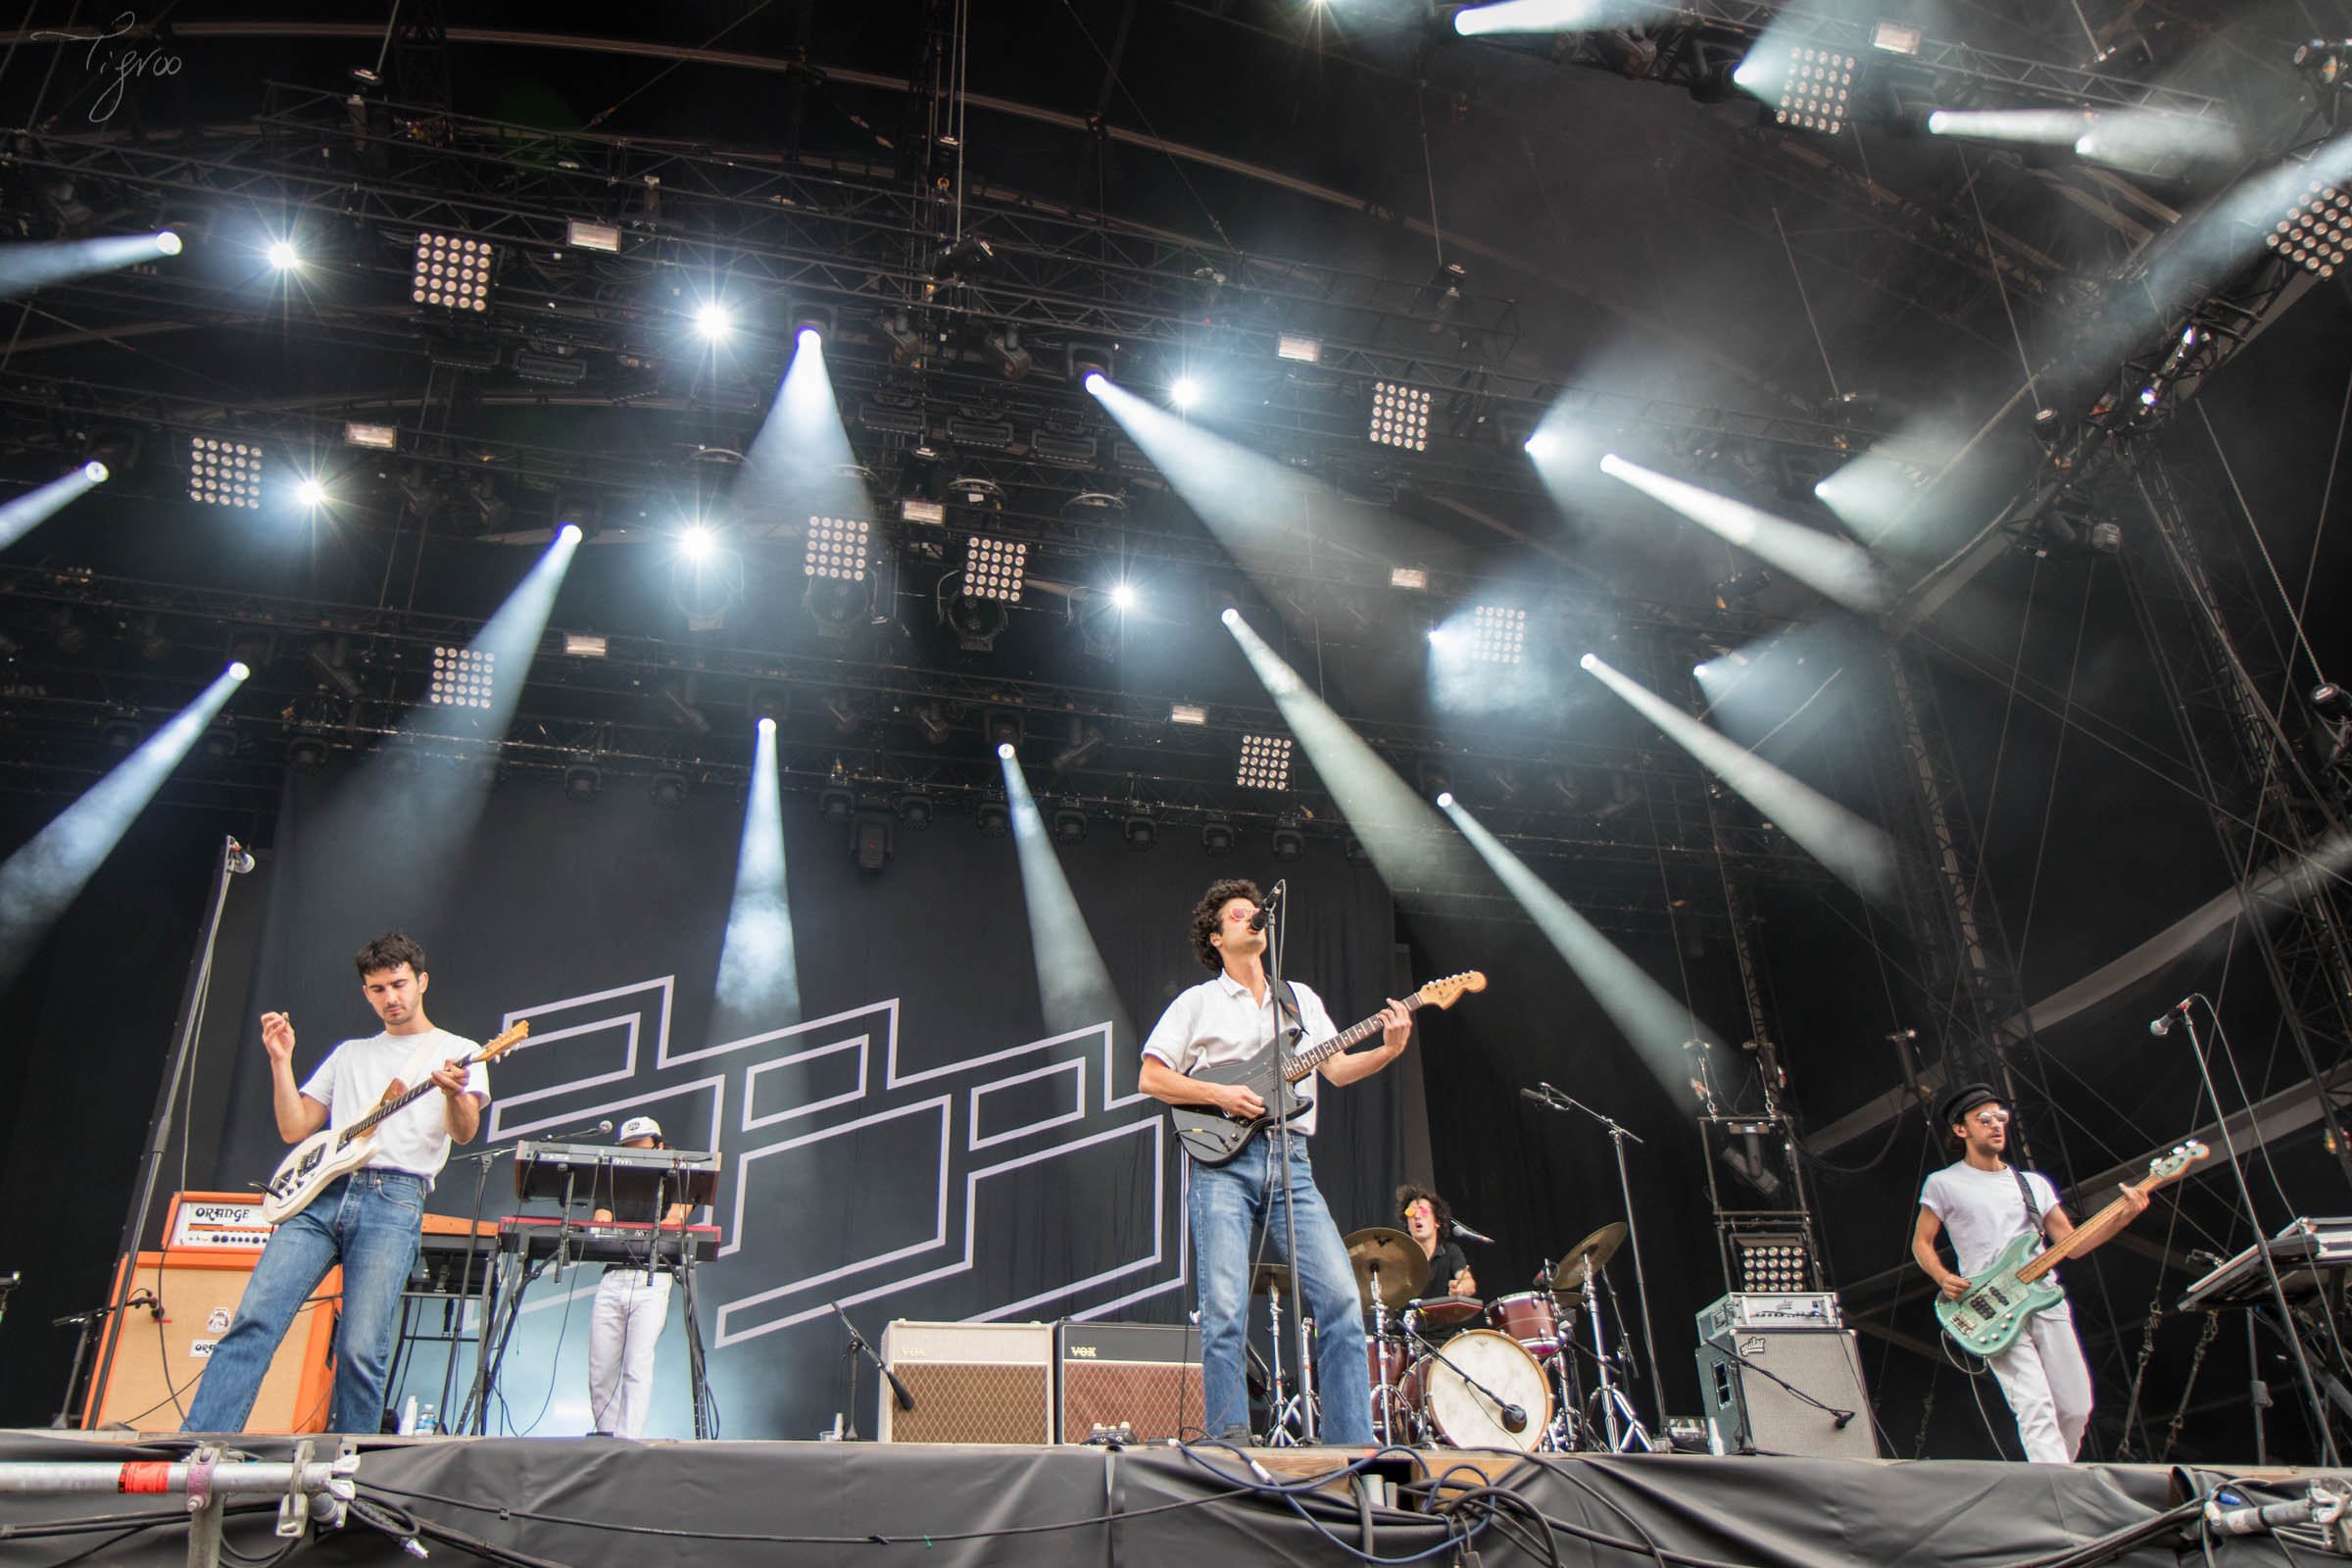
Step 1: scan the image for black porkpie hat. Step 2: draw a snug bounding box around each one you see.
[1937,1082,2001,1131]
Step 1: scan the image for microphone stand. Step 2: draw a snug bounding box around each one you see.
[2178,1003,2338,1464]
[1262,883,1314,1443]
[1402,1323,1535,1440]
[1532,1087,1672,1439]
[831,1301,913,1441]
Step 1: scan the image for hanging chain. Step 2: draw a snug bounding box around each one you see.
[1912,1381,1937,1460]
[2160,1312,2224,1462]
[2113,1299,2166,1460]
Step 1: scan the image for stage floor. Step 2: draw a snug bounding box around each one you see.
[0,1428,2320,1568]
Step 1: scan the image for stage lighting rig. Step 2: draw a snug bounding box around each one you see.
[976,791,1011,837]
[805,514,871,580]
[1202,815,1237,858]
[2270,178,2350,278]
[2294,38,2351,89]
[879,310,927,366]
[1739,44,1859,136]
[428,645,495,710]
[944,591,1009,652]
[1270,810,1306,862]
[650,770,689,809]
[963,535,1028,602]
[983,326,1032,380]
[188,436,263,509]
[564,760,603,802]
[897,789,937,830]
[1237,734,1293,791]
[819,771,856,821]
[1368,381,1432,452]
[412,231,495,312]
[1069,343,1115,388]
[1051,722,1103,775]
[1053,799,1088,844]
[1123,808,1158,852]
[933,233,996,282]
[1471,605,1528,664]
[986,710,1024,753]
[792,304,833,344]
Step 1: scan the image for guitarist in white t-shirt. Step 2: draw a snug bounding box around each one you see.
[183,933,490,1436]
[1912,1082,2145,1462]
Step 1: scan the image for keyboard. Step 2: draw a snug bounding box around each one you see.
[511,1140,721,1207]
[496,1216,720,1266]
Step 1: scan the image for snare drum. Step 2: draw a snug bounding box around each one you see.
[1486,1291,1561,1354]
[1400,1330,1552,1450]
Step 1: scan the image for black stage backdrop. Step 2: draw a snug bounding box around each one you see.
[1403,911,1753,1428]
[199,761,1400,1440]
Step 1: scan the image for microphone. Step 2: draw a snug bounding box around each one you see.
[1832,1409,1856,1430]
[2150,998,2192,1036]
[1519,1086,1555,1107]
[551,1118,614,1141]
[1500,1402,1527,1433]
[1885,1028,1916,1042]
[224,838,256,874]
[1450,1218,1496,1246]
[1250,884,1283,932]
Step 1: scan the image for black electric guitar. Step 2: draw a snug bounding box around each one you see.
[1167,972,1486,1164]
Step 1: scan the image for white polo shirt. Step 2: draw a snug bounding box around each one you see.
[299,1028,490,1182]
[1142,970,1341,1136]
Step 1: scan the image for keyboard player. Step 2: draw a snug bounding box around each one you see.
[587,1116,693,1438]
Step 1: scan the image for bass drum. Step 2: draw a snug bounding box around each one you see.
[1400,1329,1552,1451]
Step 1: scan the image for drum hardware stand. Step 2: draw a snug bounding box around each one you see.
[1528,1087,1673,1440]
[443,1141,515,1436]
[1369,1291,1402,1446]
[1264,1303,1316,1446]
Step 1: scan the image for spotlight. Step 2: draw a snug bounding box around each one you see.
[288,728,330,770]
[897,788,936,829]
[791,304,833,344]
[996,741,1016,760]
[1202,815,1237,857]
[1218,607,1241,626]
[98,715,144,750]
[83,461,109,484]
[1391,566,1430,591]
[983,326,1032,380]
[1420,760,1453,802]
[1436,790,1454,808]
[1084,371,1106,395]
[976,792,1011,836]
[155,230,182,257]
[1369,380,1432,452]
[1748,44,1858,134]
[819,777,856,820]
[2315,681,2350,716]
[2294,38,2352,88]
[344,421,399,451]
[805,514,871,580]
[1712,570,1772,611]
[880,310,926,365]
[1122,808,1158,852]
[2269,177,2352,279]
[47,610,92,657]
[1171,375,1201,410]
[1053,800,1088,844]
[128,616,172,664]
[1109,582,1139,612]
[1238,734,1293,791]
[427,645,495,710]
[295,476,328,509]
[852,814,892,873]
[306,640,362,698]
[681,524,714,560]
[987,710,1024,752]
[188,436,263,509]
[913,703,954,745]
[1171,703,1208,726]
[1523,431,1558,461]
[1270,811,1305,862]
[933,233,996,282]
[757,714,778,736]
[267,239,300,270]
[694,301,734,341]
[564,761,603,802]
[1069,343,1114,386]
[1276,333,1321,364]
[1471,605,1528,664]
[945,592,1009,652]
[1579,652,1600,671]
[963,536,1028,601]
[412,231,495,312]
[1052,723,1103,774]
[650,770,689,808]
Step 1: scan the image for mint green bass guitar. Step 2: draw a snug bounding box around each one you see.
[1935,1141,2206,1358]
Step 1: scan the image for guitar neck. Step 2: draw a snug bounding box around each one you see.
[1282,996,1424,1084]
[2014,1179,2148,1283]
[346,1050,476,1143]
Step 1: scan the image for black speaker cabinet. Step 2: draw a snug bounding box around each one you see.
[1695,1328,1879,1459]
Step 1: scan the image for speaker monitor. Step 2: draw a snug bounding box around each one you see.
[86,1250,337,1432]
[877,1320,1055,1445]
[1056,1321,1201,1444]
[1695,1328,1878,1459]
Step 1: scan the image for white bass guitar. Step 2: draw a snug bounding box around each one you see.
[259,1022,528,1223]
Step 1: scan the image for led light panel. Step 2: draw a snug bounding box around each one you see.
[964,535,1028,602]
[805,514,870,581]
[1369,381,1432,452]
[1472,605,1528,665]
[1775,47,1856,135]
[2271,179,2351,278]
[188,436,263,509]
[412,232,495,312]
[428,645,495,710]
[1237,733,1293,791]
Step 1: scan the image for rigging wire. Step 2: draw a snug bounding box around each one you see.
[2284,361,2352,707]
[1054,0,1236,249]
[1771,207,1842,405]
[1956,146,2037,400]
[2195,403,2328,693]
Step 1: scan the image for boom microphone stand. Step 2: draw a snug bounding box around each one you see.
[1529,1084,1672,1438]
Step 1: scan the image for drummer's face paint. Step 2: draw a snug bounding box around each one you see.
[1404,1200,1437,1250]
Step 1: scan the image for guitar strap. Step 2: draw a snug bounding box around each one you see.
[2008,1163,2047,1244]
[1270,979,1309,1102]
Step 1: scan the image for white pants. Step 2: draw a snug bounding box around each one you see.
[1987,1306,2093,1463]
[587,1270,672,1438]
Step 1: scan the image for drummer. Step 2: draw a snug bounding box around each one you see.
[1397,1186,1477,1314]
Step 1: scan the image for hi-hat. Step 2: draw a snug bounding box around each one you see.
[1250,1262,1294,1298]
[1549,1221,1628,1293]
[1343,1226,1430,1308]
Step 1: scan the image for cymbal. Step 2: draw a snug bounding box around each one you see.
[1343,1226,1430,1308]
[1549,1221,1628,1293]
[1250,1262,1294,1298]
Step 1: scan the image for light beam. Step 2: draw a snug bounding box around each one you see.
[1599,453,1891,612]
[712,715,801,1033]
[0,231,184,299]
[736,328,871,533]
[999,749,1134,1040]
[0,662,249,984]
[0,465,108,552]
[1581,653,1898,904]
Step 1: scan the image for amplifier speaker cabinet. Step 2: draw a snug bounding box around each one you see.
[1694,1328,1878,1460]
[1056,1321,1201,1444]
[877,1320,1054,1445]
[86,1250,338,1432]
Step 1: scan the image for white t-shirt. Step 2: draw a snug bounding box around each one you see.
[299,1027,490,1183]
[1919,1160,2065,1284]
[1142,971,1341,1136]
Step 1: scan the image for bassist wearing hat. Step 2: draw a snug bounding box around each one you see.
[1912,1083,2147,1462]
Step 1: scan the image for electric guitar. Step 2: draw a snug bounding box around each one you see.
[259,1022,529,1223]
[1935,1140,2207,1358]
[1166,973,1486,1165]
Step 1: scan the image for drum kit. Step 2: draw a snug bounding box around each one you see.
[1256,1219,1645,1451]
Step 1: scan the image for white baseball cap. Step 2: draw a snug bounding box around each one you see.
[616,1116,663,1144]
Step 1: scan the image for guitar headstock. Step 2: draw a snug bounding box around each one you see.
[1417,971,1488,1011]
[2142,1140,2209,1188]
[478,1019,530,1061]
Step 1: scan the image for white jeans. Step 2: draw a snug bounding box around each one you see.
[1988,1305,2093,1462]
[587,1269,672,1438]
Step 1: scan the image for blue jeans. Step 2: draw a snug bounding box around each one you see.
[183,1171,425,1435]
[1190,1135,1372,1445]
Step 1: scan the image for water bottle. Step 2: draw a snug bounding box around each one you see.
[415,1401,438,1435]
[398,1396,419,1436]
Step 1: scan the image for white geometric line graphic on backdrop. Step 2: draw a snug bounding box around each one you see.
[488,977,1188,1350]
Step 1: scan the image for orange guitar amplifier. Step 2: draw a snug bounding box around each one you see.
[876,1320,1055,1445]
[1057,1321,1202,1444]
[86,1248,338,1433]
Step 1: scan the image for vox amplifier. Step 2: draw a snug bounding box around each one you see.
[1056,1321,1201,1444]
[877,1320,1055,1445]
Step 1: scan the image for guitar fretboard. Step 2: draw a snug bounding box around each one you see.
[1281,994,1427,1085]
